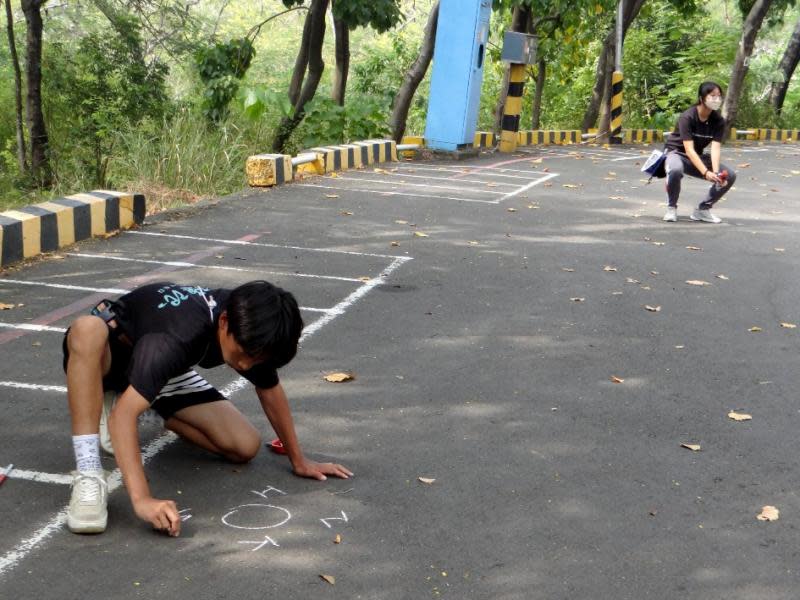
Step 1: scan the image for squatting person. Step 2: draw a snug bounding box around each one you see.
[63,280,352,536]
[662,81,737,223]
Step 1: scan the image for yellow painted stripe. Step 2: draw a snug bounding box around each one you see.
[505,96,522,115]
[116,194,136,228]
[66,193,107,236]
[3,209,41,258]
[37,201,76,246]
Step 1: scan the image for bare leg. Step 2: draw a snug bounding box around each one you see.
[66,316,112,435]
[165,400,261,463]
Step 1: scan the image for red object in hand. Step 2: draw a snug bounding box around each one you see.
[268,439,287,454]
[718,169,728,182]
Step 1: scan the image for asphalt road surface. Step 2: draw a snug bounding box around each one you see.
[1,141,800,599]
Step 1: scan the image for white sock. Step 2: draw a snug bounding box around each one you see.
[73,434,102,473]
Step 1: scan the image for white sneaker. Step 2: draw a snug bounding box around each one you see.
[99,391,115,455]
[68,470,109,533]
[662,207,677,222]
[690,208,722,223]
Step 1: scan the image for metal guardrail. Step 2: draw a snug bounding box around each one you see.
[291,152,318,167]
[396,144,420,151]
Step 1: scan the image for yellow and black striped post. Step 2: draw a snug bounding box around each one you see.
[610,71,623,145]
[499,64,527,153]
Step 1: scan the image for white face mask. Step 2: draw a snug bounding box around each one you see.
[705,96,723,111]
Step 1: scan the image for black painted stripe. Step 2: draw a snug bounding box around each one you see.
[51,198,91,242]
[611,107,622,119]
[347,147,355,167]
[275,156,286,184]
[502,115,520,131]
[507,82,524,97]
[133,194,146,223]
[104,194,120,231]
[0,215,23,265]
[359,145,369,165]
[547,131,555,143]
[333,150,342,171]
[612,80,623,95]
[18,205,58,251]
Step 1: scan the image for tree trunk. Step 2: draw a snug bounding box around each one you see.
[4,0,27,174]
[581,0,646,134]
[769,16,800,115]
[390,1,439,142]
[331,12,349,106]
[723,0,773,135]
[531,57,545,129]
[272,0,329,153]
[288,4,315,106]
[493,7,530,135]
[20,0,50,187]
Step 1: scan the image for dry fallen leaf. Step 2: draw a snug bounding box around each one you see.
[611,376,625,384]
[774,248,785,252]
[652,242,665,246]
[562,268,575,272]
[609,196,625,200]
[737,162,751,168]
[681,443,701,452]
[531,158,543,164]
[626,277,640,284]
[358,276,371,282]
[686,280,711,286]
[329,172,340,178]
[645,305,662,312]
[414,232,429,238]
[716,274,729,280]
[324,372,355,383]
[390,241,400,247]
[603,266,618,272]
[780,322,797,329]
[320,574,336,585]
[395,219,408,225]
[418,477,436,484]
[570,297,585,302]
[757,506,780,522]
[748,326,762,332]
[340,211,353,216]
[728,411,752,421]
[507,207,517,212]
[650,271,659,276]
[334,534,342,544]
[468,241,480,245]
[374,168,389,174]
[686,246,703,251]
[325,194,340,199]
[563,184,579,189]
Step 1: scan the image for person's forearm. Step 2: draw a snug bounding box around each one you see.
[257,384,305,467]
[686,148,708,175]
[109,390,151,503]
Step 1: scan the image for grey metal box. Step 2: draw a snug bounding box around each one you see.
[501,31,537,64]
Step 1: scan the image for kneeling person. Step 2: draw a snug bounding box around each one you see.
[63,280,352,536]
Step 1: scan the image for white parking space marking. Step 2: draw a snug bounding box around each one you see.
[0,278,128,294]
[318,175,507,195]
[67,253,364,283]
[346,170,521,187]
[0,323,67,333]
[296,183,498,204]
[3,469,72,486]
[392,164,544,180]
[0,381,67,392]
[499,173,560,201]
[126,230,401,260]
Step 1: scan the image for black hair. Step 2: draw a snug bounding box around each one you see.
[226,281,304,368]
[697,81,723,103]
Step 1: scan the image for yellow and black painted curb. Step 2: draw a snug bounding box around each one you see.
[0,190,145,269]
[624,129,662,143]
[756,128,800,142]
[248,139,398,185]
[474,132,495,148]
[518,130,582,145]
[610,71,624,144]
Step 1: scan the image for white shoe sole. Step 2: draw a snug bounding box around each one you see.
[67,512,108,534]
[690,214,721,223]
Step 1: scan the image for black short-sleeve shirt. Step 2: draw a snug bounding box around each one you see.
[664,105,725,155]
[111,282,280,402]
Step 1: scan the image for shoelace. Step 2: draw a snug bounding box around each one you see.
[75,474,105,504]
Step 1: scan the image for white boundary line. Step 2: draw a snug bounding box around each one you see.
[499,173,560,201]
[0,280,331,315]
[0,255,413,579]
[126,230,400,260]
[0,279,128,294]
[390,164,546,181]
[322,175,507,195]
[67,253,364,283]
[346,171,521,187]
[0,323,67,333]
[0,381,67,392]
[297,183,498,205]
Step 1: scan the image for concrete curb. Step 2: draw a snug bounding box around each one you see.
[0,190,145,270]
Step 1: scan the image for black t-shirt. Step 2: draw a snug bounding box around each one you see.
[111,282,279,402]
[664,105,725,155]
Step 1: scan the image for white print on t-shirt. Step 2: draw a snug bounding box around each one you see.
[156,284,212,310]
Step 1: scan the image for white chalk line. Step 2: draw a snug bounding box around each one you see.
[0,278,128,295]
[297,183,498,204]
[0,322,66,333]
[499,173,560,201]
[0,280,330,315]
[320,176,507,195]
[0,254,413,579]
[389,164,543,180]
[0,381,66,392]
[343,171,521,187]
[67,253,364,283]
[127,230,401,260]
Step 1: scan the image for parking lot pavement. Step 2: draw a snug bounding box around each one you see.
[2,142,800,599]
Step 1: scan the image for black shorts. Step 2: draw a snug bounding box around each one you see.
[62,311,224,421]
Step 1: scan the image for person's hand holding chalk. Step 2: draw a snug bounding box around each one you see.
[133,496,181,537]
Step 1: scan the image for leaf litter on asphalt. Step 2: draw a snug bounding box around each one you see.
[728,411,752,421]
[324,372,355,383]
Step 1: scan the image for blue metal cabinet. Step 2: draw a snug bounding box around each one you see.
[424,0,492,151]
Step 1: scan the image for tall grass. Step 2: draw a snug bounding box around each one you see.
[110,109,274,214]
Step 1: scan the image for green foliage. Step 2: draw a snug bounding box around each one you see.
[332,0,403,32]
[195,38,256,123]
[42,25,169,187]
[291,94,392,150]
